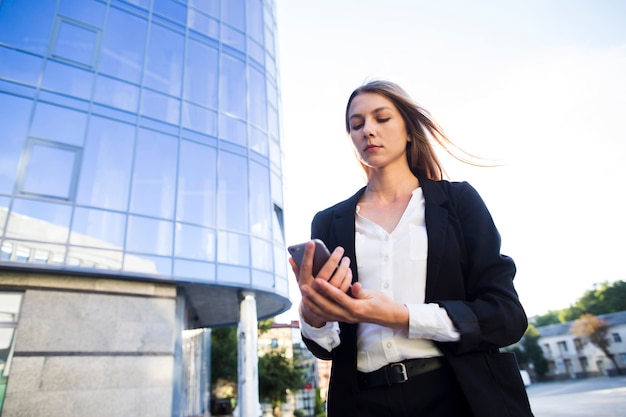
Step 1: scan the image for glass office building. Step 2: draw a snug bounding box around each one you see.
[0,0,289,415]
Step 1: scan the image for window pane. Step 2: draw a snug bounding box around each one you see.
[0,293,22,319]
[0,46,43,86]
[218,114,246,146]
[126,215,173,256]
[7,198,72,243]
[175,223,215,261]
[54,20,98,67]
[130,129,177,218]
[99,8,147,83]
[70,207,126,248]
[123,252,170,275]
[249,161,270,238]
[174,259,215,281]
[42,60,94,100]
[246,0,264,40]
[219,54,246,118]
[77,116,135,210]
[140,89,180,124]
[153,0,187,26]
[144,24,184,95]
[248,66,267,130]
[93,75,140,113]
[217,231,249,266]
[0,94,32,193]
[189,0,218,18]
[187,9,219,39]
[217,152,248,231]
[250,237,271,271]
[0,0,56,54]
[21,142,78,199]
[59,0,106,28]
[184,39,218,108]
[30,103,87,146]
[177,140,216,226]
[217,264,249,285]
[221,0,244,30]
[181,102,217,136]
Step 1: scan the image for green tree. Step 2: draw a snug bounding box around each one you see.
[258,349,304,415]
[534,310,562,326]
[211,326,238,386]
[506,325,549,378]
[570,313,623,375]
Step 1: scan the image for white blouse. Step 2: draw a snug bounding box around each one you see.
[300,187,460,372]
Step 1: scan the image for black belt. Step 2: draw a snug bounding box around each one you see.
[357,357,443,389]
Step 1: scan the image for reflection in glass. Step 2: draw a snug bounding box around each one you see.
[59,0,106,28]
[126,215,173,256]
[0,0,56,54]
[54,20,98,67]
[220,0,245,30]
[249,161,271,238]
[130,129,177,218]
[67,247,123,270]
[217,152,248,232]
[31,102,87,146]
[6,199,72,243]
[187,9,219,39]
[93,75,140,113]
[184,39,218,108]
[154,0,187,26]
[219,54,246,119]
[141,88,180,125]
[181,102,217,136]
[71,207,126,248]
[248,66,267,130]
[217,231,249,266]
[0,46,43,86]
[0,93,32,193]
[250,237,272,271]
[218,114,246,146]
[77,116,135,211]
[21,142,78,199]
[217,264,249,285]
[174,258,215,281]
[42,60,93,100]
[99,8,147,83]
[177,140,216,226]
[123,252,169,275]
[144,23,184,95]
[175,223,215,261]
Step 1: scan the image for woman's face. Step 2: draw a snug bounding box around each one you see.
[347,92,409,171]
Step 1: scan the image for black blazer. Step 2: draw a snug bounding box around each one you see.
[304,177,531,416]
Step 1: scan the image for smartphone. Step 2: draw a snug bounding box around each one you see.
[287,239,331,276]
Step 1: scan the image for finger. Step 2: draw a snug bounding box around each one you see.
[316,246,344,281]
[297,241,317,285]
[327,256,352,292]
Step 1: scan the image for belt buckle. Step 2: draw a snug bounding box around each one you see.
[387,362,408,385]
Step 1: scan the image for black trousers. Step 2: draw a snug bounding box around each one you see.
[355,360,473,417]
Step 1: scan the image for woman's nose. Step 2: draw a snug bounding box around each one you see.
[363,123,375,137]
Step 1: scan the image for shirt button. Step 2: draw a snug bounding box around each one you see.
[383,282,389,289]
[383,255,389,262]
[386,342,392,349]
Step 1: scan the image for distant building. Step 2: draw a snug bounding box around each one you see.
[535,311,626,379]
[0,0,289,416]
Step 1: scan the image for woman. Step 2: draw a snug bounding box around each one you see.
[289,80,533,416]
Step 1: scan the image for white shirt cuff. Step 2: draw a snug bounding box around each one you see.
[406,303,460,342]
[299,311,341,352]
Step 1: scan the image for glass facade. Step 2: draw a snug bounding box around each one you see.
[0,0,289,323]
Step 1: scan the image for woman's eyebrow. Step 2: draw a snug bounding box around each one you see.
[349,106,393,120]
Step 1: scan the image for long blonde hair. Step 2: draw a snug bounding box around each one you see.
[345,80,483,181]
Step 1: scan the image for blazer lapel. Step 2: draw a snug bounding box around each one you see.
[419,178,450,302]
[329,187,365,284]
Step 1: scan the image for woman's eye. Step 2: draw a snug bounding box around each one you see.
[377,118,390,123]
[351,124,363,130]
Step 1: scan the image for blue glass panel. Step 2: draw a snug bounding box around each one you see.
[71,207,126,248]
[175,223,215,261]
[93,75,140,113]
[31,103,87,146]
[7,198,72,243]
[220,24,245,52]
[154,0,187,26]
[249,127,268,156]
[124,252,171,275]
[217,264,249,285]
[54,20,98,67]
[77,116,135,210]
[184,39,218,108]
[0,0,56,54]
[59,0,106,28]
[249,161,271,238]
[129,129,177,218]
[174,259,215,281]
[216,151,248,231]
[42,60,94,101]
[0,93,32,193]
[248,66,267,130]
[221,0,244,30]
[188,10,219,39]
[217,231,249,266]
[247,39,264,66]
[273,243,287,278]
[218,114,246,146]
[118,0,150,9]
[269,139,281,170]
[181,102,218,136]
[126,215,173,256]
[177,140,216,226]
[0,47,42,86]
[252,269,273,289]
[21,142,78,199]
[267,80,277,108]
[140,89,180,125]
[268,106,278,140]
[38,90,89,111]
[250,237,271,271]
[99,8,147,84]
[189,0,218,18]
[66,246,123,270]
[144,24,184,95]
[0,196,9,236]
[270,171,283,207]
[219,54,246,119]
[264,25,275,56]
[246,0,263,40]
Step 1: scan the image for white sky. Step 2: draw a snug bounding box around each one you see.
[274,0,626,321]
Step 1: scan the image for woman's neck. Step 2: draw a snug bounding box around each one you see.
[364,169,419,204]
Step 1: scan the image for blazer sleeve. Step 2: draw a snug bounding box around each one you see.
[436,182,527,354]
